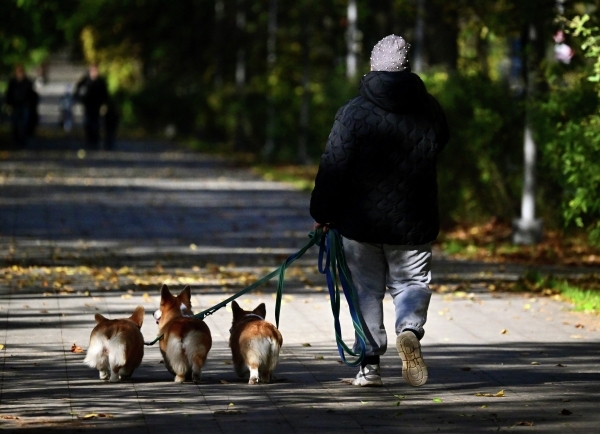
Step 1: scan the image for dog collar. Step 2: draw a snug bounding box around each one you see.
[229,313,264,333]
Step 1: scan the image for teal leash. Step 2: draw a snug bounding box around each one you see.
[145,227,368,368]
[145,228,323,346]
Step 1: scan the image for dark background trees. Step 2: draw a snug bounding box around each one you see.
[1,0,599,243]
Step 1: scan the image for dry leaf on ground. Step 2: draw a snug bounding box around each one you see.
[516,421,534,426]
[475,390,505,397]
[70,343,83,353]
[83,413,113,419]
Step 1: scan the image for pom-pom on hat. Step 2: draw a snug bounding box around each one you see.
[370,35,410,72]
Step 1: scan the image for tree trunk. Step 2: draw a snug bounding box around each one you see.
[425,1,458,70]
[413,0,425,73]
[346,0,358,79]
[235,0,246,151]
[214,0,224,88]
[263,0,277,159]
[298,7,310,165]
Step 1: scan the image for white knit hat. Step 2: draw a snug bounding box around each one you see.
[370,35,410,72]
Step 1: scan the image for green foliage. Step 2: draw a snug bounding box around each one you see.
[0,0,78,72]
[532,14,600,246]
[423,71,523,226]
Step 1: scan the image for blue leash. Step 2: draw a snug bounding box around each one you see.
[318,229,367,367]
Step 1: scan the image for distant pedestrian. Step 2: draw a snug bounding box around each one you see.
[59,84,74,133]
[103,98,120,150]
[75,63,109,149]
[4,65,38,147]
[310,35,450,387]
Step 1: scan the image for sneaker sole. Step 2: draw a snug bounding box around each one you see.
[396,331,428,387]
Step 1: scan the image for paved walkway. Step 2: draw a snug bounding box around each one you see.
[1,141,599,433]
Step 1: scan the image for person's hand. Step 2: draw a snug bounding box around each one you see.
[313,221,329,234]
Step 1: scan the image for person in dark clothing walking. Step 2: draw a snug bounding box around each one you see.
[75,63,109,149]
[310,35,449,387]
[5,65,38,147]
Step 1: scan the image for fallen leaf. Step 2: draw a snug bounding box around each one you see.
[314,355,324,360]
[432,398,443,403]
[121,294,132,299]
[143,293,152,302]
[302,343,311,347]
[515,421,534,426]
[228,403,234,407]
[360,400,368,404]
[556,364,567,367]
[219,380,229,384]
[475,390,504,397]
[394,395,406,399]
[500,329,508,334]
[223,360,232,365]
[83,413,113,419]
[70,343,83,353]
[480,405,488,408]
[575,324,584,329]
[0,344,4,350]
[0,415,19,420]
[570,335,583,339]
[531,361,540,365]
[560,409,572,416]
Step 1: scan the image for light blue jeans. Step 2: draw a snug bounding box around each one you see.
[342,237,433,356]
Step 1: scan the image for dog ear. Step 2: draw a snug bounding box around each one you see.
[94,313,108,323]
[160,284,171,303]
[254,303,266,319]
[130,306,145,328]
[179,285,191,306]
[231,300,243,319]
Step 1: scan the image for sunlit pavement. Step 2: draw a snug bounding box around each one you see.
[1,141,599,433]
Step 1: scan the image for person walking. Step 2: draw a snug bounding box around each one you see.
[310,35,449,387]
[74,63,109,149]
[4,65,37,147]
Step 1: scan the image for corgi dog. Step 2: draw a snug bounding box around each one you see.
[229,300,283,384]
[84,306,145,382]
[154,285,212,383]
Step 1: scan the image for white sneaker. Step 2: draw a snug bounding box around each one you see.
[396,331,428,387]
[352,363,383,387]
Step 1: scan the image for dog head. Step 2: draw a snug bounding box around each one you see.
[94,305,145,328]
[231,300,266,326]
[153,285,192,327]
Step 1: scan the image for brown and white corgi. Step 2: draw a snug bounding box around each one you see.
[229,300,283,384]
[154,285,212,383]
[84,306,145,382]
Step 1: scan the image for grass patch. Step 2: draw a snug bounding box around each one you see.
[438,218,600,266]
[252,164,318,191]
[501,271,600,315]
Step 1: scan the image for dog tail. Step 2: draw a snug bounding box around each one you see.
[84,333,107,368]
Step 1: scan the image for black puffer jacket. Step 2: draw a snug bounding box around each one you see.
[310,71,449,245]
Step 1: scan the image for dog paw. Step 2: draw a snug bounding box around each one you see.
[99,370,110,380]
[174,375,186,383]
[248,377,259,385]
[192,373,201,383]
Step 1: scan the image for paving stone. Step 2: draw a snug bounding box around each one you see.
[0,142,599,433]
